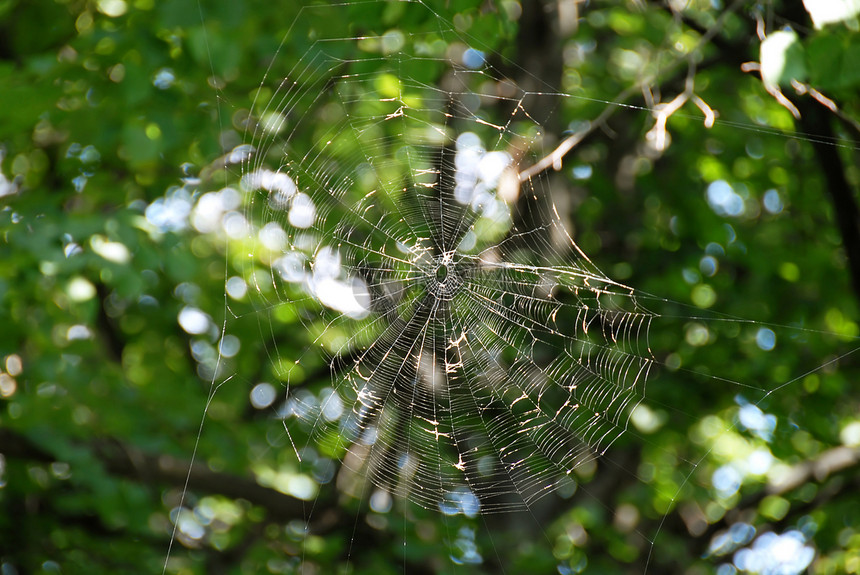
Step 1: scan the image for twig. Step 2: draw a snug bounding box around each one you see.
[518,0,744,181]
[791,79,860,137]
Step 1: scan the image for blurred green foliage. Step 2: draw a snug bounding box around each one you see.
[2,1,860,574]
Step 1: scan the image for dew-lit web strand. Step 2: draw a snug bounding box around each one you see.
[464,187,653,357]
[455,315,595,498]
[333,299,442,504]
[259,175,433,375]
[208,39,342,468]
[460,275,651,459]
[238,185,433,464]
[275,250,437,561]
[252,41,668,512]
[461,262,649,371]
[489,162,847,406]
[325,289,439,482]
[382,61,471,515]
[474,265,731,549]
[278,145,450,418]
[329,68,507,255]
[446,312,531,509]
[395,70,534,251]
[473,249,857,486]
[295,57,479,276]
[276,23,744,504]
[260,248,436,564]
[409,299,490,570]
[240,46,692,326]
[258,55,580,512]
[448,293,629,507]
[446,306,561,562]
[455,257,676,541]
[303,277,429,434]
[286,276,425,401]
[398,296,446,503]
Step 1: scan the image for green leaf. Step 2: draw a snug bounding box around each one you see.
[760,29,808,89]
[803,0,860,28]
[807,32,860,90]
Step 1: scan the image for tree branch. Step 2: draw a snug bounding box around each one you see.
[794,99,860,303]
[0,428,308,522]
[695,446,860,556]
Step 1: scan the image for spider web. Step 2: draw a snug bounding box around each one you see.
[162,0,860,572]
[232,3,658,515]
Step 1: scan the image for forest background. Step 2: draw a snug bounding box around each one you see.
[2,0,860,574]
